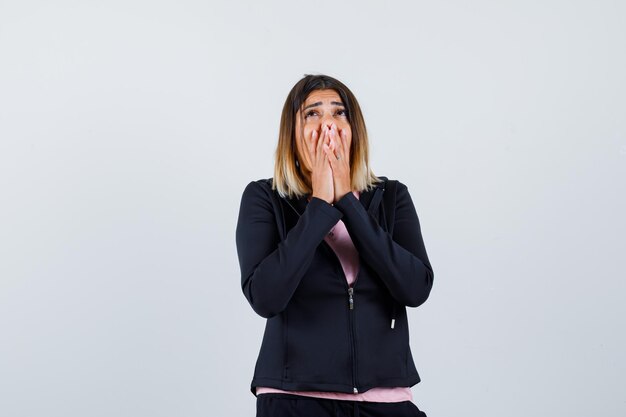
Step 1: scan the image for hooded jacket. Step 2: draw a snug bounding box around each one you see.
[235,176,434,396]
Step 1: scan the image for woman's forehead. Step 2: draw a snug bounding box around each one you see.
[304,89,342,105]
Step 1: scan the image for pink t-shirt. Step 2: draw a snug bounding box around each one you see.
[256,191,413,402]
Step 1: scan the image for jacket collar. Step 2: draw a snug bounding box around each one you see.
[280,176,388,217]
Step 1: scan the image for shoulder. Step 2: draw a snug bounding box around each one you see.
[378,177,415,210]
[376,176,409,193]
[242,177,273,192]
[240,177,275,205]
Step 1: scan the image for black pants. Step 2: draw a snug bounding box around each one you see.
[256,393,428,417]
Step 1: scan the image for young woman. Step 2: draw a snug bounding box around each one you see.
[236,74,434,417]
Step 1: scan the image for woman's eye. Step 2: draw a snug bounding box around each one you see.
[304,109,347,118]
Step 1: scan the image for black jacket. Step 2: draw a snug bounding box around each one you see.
[235,176,434,396]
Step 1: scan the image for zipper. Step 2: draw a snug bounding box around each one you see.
[347,283,359,394]
[321,238,360,394]
[284,197,361,394]
[348,287,354,310]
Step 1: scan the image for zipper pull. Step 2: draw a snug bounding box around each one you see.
[353,387,359,394]
[348,287,354,310]
[391,319,395,329]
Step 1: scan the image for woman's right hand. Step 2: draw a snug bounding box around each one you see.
[308,126,334,205]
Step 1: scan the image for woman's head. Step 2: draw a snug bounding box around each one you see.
[273,74,381,198]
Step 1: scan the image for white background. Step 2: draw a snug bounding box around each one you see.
[1,1,625,416]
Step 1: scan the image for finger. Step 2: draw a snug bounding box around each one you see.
[316,127,327,164]
[330,125,342,160]
[340,128,349,158]
[330,124,342,154]
[323,143,336,171]
[327,125,338,156]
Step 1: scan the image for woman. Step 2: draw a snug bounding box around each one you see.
[235,74,434,417]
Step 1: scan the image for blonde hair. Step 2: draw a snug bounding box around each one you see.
[273,74,382,198]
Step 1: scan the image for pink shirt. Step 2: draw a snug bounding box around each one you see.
[256,191,413,402]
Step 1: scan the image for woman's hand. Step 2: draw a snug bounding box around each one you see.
[323,123,351,203]
[309,126,335,205]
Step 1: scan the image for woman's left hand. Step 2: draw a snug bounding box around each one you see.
[322,122,351,203]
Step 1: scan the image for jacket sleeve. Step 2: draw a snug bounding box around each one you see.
[333,181,434,307]
[235,181,344,318]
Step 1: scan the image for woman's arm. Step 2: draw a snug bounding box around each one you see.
[334,181,434,307]
[235,181,343,318]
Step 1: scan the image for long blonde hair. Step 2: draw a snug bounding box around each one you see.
[273,74,381,198]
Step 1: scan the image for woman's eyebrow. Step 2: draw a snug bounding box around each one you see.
[303,101,345,110]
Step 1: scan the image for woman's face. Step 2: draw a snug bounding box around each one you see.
[294,89,352,176]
